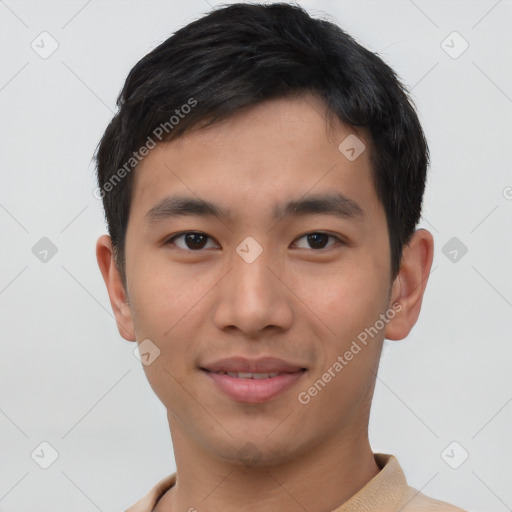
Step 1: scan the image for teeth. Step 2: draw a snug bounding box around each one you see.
[238,372,255,378]
[221,371,281,379]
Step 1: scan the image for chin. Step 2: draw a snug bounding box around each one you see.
[209,435,302,469]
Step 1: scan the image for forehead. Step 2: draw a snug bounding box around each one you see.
[129,93,383,225]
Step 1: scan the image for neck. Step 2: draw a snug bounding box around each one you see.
[157,416,381,512]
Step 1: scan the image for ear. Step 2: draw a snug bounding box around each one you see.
[95,234,136,342]
[384,229,434,341]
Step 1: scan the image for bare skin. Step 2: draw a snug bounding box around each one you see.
[96,92,434,512]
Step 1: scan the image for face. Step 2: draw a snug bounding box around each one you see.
[114,93,400,465]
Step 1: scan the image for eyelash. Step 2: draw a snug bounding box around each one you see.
[163,231,346,252]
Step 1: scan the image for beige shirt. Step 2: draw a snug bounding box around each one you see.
[126,453,467,512]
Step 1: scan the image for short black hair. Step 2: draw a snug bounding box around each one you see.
[95,2,429,290]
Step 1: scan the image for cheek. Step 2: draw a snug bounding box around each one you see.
[130,258,208,338]
[305,263,384,344]
[132,274,204,411]
[130,263,215,379]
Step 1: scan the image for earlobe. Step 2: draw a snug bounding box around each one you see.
[95,235,136,342]
[384,229,434,341]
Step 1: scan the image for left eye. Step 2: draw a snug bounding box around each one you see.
[293,232,342,250]
[164,232,342,251]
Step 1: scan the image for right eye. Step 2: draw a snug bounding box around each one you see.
[164,231,219,251]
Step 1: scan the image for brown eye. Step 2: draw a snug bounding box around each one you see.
[294,232,342,250]
[307,233,329,249]
[165,232,217,251]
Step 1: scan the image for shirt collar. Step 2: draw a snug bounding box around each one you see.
[334,453,408,511]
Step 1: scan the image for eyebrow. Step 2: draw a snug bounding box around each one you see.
[144,192,364,225]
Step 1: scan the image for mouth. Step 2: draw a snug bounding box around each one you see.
[205,370,301,379]
[200,366,307,403]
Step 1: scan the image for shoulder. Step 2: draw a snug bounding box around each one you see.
[125,473,177,512]
[399,485,468,511]
[366,454,467,512]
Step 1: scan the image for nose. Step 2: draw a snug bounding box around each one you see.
[212,243,293,338]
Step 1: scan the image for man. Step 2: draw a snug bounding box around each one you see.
[94,3,466,511]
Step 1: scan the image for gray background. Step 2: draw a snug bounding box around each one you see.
[1,1,511,511]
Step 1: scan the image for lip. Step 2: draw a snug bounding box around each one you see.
[203,369,306,403]
[200,357,307,404]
